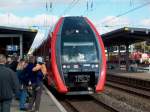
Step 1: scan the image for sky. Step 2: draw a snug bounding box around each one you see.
[0,0,150,49]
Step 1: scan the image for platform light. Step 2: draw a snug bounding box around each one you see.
[124,27,129,31]
[30,29,37,32]
[146,30,149,34]
[131,29,134,33]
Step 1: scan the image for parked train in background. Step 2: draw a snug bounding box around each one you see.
[34,16,106,95]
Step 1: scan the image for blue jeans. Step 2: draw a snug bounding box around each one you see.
[19,89,28,109]
[0,99,12,112]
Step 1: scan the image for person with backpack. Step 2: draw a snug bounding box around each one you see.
[28,56,47,112]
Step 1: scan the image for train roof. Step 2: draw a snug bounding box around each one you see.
[63,16,84,18]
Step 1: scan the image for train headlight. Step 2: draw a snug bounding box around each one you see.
[63,65,67,68]
[92,64,99,68]
[88,87,92,91]
[62,64,71,69]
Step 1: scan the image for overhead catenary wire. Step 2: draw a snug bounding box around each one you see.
[101,1,150,27]
[61,0,76,15]
[59,0,80,17]
[116,1,150,18]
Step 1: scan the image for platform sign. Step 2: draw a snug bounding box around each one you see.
[6,45,18,51]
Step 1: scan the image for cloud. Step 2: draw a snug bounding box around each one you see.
[141,19,150,27]
[0,0,78,9]
[0,13,58,28]
[95,16,131,34]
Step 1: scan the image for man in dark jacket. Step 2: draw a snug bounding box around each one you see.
[0,54,19,112]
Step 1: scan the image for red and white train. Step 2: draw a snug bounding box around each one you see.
[34,16,106,95]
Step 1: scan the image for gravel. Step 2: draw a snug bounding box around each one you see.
[92,86,150,112]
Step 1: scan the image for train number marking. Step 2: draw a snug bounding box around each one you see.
[75,75,90,83]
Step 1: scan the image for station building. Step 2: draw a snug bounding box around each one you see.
[0,26,37,58]
[102,27,150,71]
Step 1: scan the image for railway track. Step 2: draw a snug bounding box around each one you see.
[99,74,150,112]
[50,74,150,112]
[58,95,118,112]
[106,74,150,98]
[106,81,150,98]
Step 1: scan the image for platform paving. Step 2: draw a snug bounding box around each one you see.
[11,86,67,112]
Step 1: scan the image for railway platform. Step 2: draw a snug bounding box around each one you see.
[107,70,150,81]
[106,69,150,98]
[11,85,67,112]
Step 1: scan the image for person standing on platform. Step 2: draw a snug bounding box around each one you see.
[5,56,18,72]
[28,57,47,112]
[5,57,13,68]
[0,54,19,112]
[24,55,36,86]
[10,56,18,72]
[16,59,28,111]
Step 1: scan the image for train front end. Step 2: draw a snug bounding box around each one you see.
[51,16,106,95]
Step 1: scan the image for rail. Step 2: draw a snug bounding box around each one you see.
[58,95,118,112]
[106,74,150,98]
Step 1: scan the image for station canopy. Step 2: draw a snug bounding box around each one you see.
[0,26,37,55]
[101,27,150,46]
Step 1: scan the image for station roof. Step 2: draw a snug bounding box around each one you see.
[0,26,37,54]
[101,27,150,46]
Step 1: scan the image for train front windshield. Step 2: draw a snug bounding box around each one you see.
[62,41,98,63]
[61,17,99,63]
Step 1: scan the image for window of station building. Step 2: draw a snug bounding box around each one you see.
[112,46,118,52]
[110,46,126,53]
[120,45,126,51]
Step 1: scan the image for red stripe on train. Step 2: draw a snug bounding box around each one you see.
[85,17,107,92]
[51,17,68,93]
